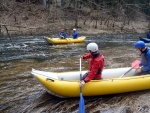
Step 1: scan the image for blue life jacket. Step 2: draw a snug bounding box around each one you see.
[72,31,78,39]
[59,32,68,38]
[140,48,150,72]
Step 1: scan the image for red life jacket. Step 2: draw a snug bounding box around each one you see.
[83,53,105,82]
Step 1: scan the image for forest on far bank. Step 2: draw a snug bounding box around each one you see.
[0,0,150,36]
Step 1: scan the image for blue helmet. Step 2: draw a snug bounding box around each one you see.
[134,41,145,49]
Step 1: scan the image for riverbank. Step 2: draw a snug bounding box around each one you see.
[1,1,149,36]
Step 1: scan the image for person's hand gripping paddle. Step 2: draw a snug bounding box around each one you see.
[120,60,140,78]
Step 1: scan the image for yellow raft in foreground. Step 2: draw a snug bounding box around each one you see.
[31,68,150,98]
[45,36,86,44]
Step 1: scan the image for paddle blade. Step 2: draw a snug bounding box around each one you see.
[131,60,140,68]
[79,93,85,113]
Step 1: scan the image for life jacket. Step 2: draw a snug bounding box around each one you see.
[83,52,105,82]
[141,48,149,64]
[140,48,150,72]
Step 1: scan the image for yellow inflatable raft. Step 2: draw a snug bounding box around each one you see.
[45,36,86,44]
[31,68,150,98]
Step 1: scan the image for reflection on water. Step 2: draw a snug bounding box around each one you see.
[0,34,150,113]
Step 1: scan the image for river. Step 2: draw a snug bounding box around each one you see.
[0,34,150,113]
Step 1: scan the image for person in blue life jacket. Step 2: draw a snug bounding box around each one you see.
[72,28,78,39]
[147,32,150,39]
[134,41,150,75]
[59,29,68,39]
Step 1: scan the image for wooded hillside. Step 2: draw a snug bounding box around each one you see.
[0,0,150,36]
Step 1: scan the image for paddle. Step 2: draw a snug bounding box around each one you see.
[60,35,65,39]
[79,58,85,113]
[119,60,140,78]
[60,35,70,40]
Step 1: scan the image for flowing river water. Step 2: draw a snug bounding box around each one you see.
[0,34,150,113]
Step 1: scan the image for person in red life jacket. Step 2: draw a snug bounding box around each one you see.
[80,42,105,87]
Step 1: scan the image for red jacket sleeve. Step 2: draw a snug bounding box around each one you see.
[83,53,92,59]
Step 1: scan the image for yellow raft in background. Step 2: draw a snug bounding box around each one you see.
[45,36,86,44]
[31,67,150,98]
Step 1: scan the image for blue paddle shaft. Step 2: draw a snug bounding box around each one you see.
[79,58,85,113]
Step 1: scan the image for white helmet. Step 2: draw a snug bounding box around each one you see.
[73,28,76,31]
[86,43,98,52]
